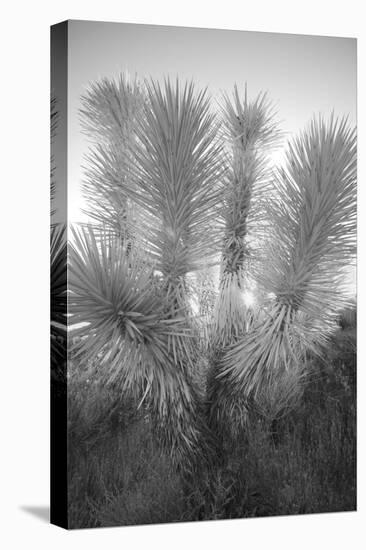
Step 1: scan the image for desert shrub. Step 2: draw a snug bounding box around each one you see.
[68,416,185,528]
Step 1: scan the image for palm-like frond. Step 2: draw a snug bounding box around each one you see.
[80,73,143,145]
[219,85,281,243]
[220,84,281,151]
[211,114,356,425]
[50,93,66,372]
[69,226,215,471]
[51,223,67,370]
[212,86,281,345]
[51,95,59,142]
[87,79,226,306]
[260,114,356,317]
[80,74,144,234]
[69,226,187,366]
[50,94,59,216]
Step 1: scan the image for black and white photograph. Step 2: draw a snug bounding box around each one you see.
[50,19,357,529]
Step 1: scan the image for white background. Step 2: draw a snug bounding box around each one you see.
[1,1,364,548]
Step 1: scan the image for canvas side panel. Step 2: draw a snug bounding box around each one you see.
[50,20,68,530]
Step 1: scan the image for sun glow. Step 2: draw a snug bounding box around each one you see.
[189,297,200,316]
[241,290,256,307]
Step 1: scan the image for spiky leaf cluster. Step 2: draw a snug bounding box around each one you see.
[69,227,215,470]
[81,75,145,235]
[91,79,225,302]
[212,86,281,346]
[51,223,67,370]
[212,115,356,424]
[50,95,67,375]
[50,95,59,217]
[220,86,281,270]
[261,115,356,316]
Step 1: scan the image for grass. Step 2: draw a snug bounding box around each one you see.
[67,320,356,528]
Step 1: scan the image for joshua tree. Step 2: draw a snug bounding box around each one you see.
[69,73,356,471]
[70,77,225,473]
[210,114,356,437]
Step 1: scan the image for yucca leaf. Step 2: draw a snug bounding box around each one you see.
[212,85,281,345]
[69,225,215,471]
[50,94,59,217]
[88,78,226,287]
[80,74,145,235]
[259,114,356,318]
[50,223,67,369]
[211,114,356,427]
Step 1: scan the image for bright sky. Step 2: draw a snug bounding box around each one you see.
[63,20,356,291]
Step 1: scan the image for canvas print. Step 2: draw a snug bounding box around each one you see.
[50,20,357,529]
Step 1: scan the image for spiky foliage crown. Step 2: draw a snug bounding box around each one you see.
[50,95,67,374]
[50,95,59,218]
[69,227,215,471]
[220,85,281,270]
[51,224,67,371]
[130,78,225,277]
[71,78,227,471]
[212,85,281,346]
[262,115,356,314]
[87,78,226,306]
[211,114,356,427]
[80,74,144,235]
